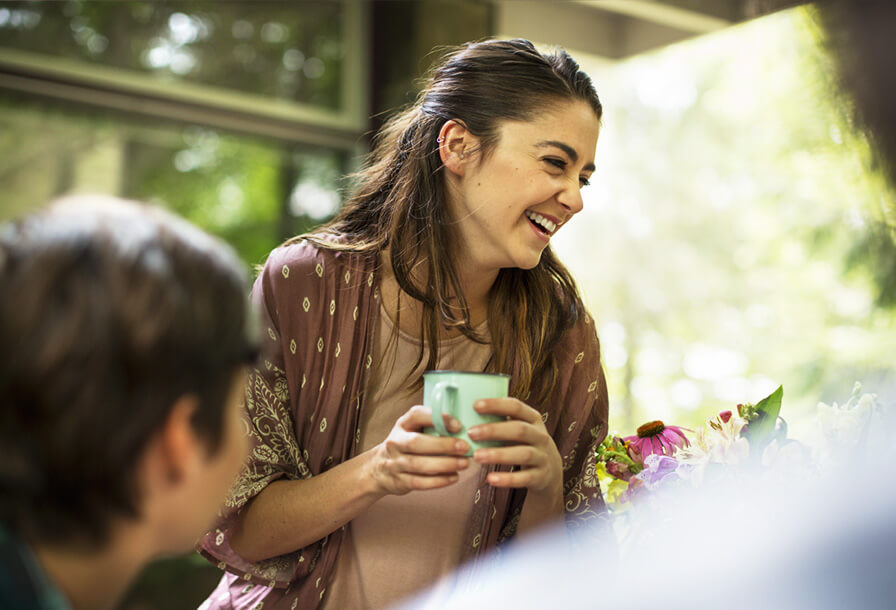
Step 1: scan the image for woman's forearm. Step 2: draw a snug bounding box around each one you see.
[229,403,471,562]
[229,450,384,562]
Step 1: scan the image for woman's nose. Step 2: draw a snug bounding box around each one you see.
[557,180,585,215]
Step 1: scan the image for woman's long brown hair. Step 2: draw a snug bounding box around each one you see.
[292,39,603,406]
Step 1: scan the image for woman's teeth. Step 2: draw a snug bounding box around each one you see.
[525,211,557,234]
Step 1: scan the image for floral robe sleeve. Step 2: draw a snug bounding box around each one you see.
[552,311,611,537]
[197,245,312,587]
[493,310,611,549]
[198,240,378,602]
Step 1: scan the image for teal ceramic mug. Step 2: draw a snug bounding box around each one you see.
[423,370,511,457]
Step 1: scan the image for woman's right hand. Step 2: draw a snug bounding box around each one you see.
[231,405,470,562]
[367,405,472,496]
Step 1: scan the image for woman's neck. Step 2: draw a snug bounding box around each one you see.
[378,250,498,338]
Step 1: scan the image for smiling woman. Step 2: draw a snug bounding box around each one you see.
[197,39,610,610]
[438,101,599,271]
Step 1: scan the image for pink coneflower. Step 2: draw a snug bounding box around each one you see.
[624,420,690,460]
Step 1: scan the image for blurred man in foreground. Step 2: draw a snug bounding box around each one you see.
[0,195,258,610]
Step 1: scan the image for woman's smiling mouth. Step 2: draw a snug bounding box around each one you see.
[525,210,558,239]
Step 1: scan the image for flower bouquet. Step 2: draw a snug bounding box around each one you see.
[595,385,788,512]
[594,381,889,570]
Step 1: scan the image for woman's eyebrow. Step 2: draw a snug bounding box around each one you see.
[535,140,595,172]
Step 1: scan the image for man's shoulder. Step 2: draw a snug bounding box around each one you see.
[0,527,71,610]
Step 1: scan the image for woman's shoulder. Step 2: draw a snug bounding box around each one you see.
[549,308,606,416]
[263,233,375,277]
[554,306,601,363]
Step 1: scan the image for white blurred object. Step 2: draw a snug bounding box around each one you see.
[814,383,885,465]
[289,180,340,220]
[397,399,896,610]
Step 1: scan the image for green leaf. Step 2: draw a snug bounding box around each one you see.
[744,385,783,448]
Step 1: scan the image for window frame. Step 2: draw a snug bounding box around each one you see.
[0,0,369,151]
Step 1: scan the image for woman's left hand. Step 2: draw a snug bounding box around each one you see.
[467,398,562,497]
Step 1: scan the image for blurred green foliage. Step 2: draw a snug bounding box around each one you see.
[845,222,896,308]
[800,6,896,311]
[122,125,347,267]
[0,0,353,267]
[0,0,344,108]
[0,92,348,270]
[559,7,896,440]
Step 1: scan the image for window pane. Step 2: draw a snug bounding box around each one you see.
[0,1,344,109]
[0,93,349,265]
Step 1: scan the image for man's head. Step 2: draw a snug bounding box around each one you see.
[0,195,256,552]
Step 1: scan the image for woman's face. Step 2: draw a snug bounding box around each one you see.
[447,99,600,272]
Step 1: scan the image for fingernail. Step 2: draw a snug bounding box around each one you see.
[448,418,463,433]
[468,427,481,439]
[473,450,488,463]
[455,440,468,453]
[474,400,486,410]
[457,458,469,469]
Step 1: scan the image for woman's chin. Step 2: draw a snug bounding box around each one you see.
[513,252,544,270]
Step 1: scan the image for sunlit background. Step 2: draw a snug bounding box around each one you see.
[564,11,896,443]
[1,1,894,608]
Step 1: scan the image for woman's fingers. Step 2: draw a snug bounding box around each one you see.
[468,424,552,490]
[462,398,563,493]
[402,473,462,491]
[484,469,538,488]
[467,419,540,445]
[472,397,541,423]
[372,404,475,496]
[391,405,468,455]
[387,433,468,457]
[398,404,463,434]
[472,445,541,467]
[395,454,471,475]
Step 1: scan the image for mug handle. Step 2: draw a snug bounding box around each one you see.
[431,381,459,436]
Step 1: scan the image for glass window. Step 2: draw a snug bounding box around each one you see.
[0,1,345,110]
[0,92,349,266]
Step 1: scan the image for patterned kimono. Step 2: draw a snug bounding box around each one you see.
[198,238,610,609]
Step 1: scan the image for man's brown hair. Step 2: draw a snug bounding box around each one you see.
[0,195,258,547]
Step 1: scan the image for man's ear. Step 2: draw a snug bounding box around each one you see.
[157,395,202,485]
[438,119,479,176]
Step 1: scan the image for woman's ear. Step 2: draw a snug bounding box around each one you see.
[438,119,478,176]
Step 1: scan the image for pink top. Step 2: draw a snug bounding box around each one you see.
[321,302,492,609]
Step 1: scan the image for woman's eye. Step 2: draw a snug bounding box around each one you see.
[545,157,590,187]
